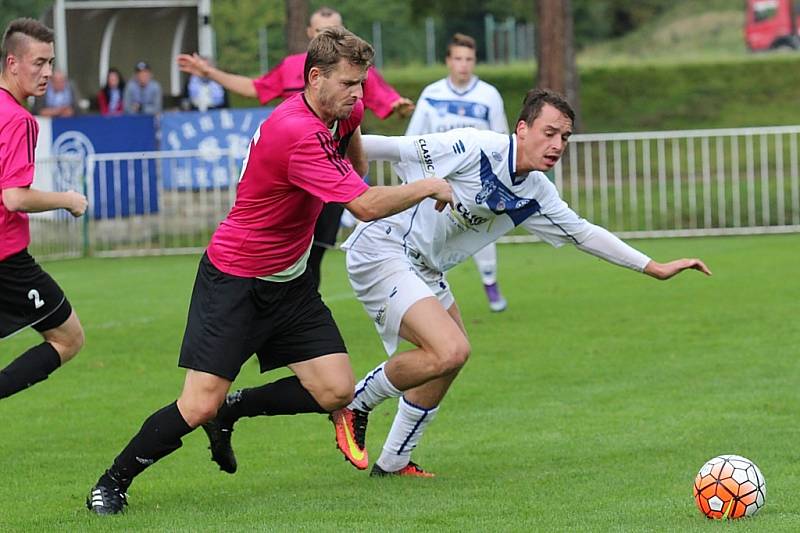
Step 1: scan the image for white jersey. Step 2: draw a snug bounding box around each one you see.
[342,129,651,274]
[405,77,508,136]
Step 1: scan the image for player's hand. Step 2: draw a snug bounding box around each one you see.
[65,190,88,217]
[176,52,210,77]
[428,179,452,212]
[391,97,415,118]
[644,258,712,280]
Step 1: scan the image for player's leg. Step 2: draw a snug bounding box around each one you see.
[40,309,84,362]
[472,242,507,312]
[201,269,355,470]
[336,297,469,471]
[307,203,346,289]
[372,302,467,476]
[87,253,248,514]
[87,370,231,515]
[332,248,468,468]
[0,252,84,399]
[344,296,469,415]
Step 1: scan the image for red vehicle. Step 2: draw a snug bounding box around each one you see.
[745,0,800,50]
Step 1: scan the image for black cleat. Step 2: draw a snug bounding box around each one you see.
[86,473,128,515]
[370,461,435,478]
[202,417,237,473]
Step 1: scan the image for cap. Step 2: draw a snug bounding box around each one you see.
[135,61,150,72]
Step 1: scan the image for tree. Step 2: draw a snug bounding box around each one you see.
[0,0,53,36]
[535,0,581,129]
[285,0,309,54]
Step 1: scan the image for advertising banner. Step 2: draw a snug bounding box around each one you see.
[160,107,272,189]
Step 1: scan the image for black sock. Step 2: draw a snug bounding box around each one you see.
[223,376,326,423]
[106,402,192,490]
[0,342,61,399]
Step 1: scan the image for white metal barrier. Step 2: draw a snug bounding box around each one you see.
[28,126,800,261]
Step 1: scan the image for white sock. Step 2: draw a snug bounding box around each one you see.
[376,396,439,472]
[348,361,402,412]
[472,243,498,285]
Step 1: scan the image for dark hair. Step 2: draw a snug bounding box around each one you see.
[446,33,476,57]
[304,26,373,85]
[1,18,54,66]
[102,67,125,95]
[516,88,575,126]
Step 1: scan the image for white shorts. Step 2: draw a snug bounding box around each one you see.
[346,245,455,355]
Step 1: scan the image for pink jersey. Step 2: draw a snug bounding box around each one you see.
[207,93,369,277]
[253,52,401,119]
[0,88,37,261]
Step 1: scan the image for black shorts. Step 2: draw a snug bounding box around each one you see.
[0,249,73,339]
[178,253,348,381]
[313,203,345,249]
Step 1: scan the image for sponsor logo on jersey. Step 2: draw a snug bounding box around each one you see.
[415,138,436,175]
[452,139,466,154]
[454,202,488,226]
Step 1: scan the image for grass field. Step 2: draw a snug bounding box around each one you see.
[2,234,799,531]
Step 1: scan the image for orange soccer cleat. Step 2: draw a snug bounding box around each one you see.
[330,407,369,470]
[370,461,435,478]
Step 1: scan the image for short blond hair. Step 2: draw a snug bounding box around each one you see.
[304,26,374,84]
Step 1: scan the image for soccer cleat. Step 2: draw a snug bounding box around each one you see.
[370,461,435,478]
[484,282,507,312]
[329,407,369,470]
[202,416,237,474]
[86,474,128,515]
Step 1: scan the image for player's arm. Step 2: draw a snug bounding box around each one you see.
[346,127,369,177]
[361,134,402,162]
[2,187,87,217]
[575,224,711,279]
[176,53,257,99]
[362,66,414,119]
[522,183,710,280]
[345,178,452,222]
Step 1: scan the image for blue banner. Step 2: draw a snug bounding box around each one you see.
[160,107,272,189]
[51,115,157,219]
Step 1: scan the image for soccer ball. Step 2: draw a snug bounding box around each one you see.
[693,454,766,519]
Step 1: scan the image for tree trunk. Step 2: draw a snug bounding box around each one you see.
[536,0,581,129]
[285,0,309,54]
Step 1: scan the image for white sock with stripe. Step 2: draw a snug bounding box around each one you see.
[348,361,402,412]
[472,243,498,285]
[376,396,439,472]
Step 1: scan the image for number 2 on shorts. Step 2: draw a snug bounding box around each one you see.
[28,289,45,309]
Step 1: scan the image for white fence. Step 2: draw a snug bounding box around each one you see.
[29,126,800,261]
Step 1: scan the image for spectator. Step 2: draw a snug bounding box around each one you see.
[123,61,162,114]
[97,67,125,116]
[182,58,228,111]
[32,69,78,117]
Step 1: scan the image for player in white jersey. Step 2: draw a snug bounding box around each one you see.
[331,89,711,477]
[406,33,509,312]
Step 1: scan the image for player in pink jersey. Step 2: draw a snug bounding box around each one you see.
[0,19,88,400]
[88,27,451,515]
[177,6,415,289]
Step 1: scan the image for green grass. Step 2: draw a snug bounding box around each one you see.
[2,234,800,531]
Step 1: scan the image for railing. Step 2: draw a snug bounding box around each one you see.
[29,126,800,261]
[30,149,240,260]
[373,126,800,241]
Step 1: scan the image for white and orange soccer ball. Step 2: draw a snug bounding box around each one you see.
[693,454,766,519]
